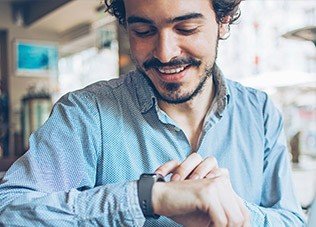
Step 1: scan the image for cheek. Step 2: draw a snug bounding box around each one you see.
[129,37,153,63]
[181,32,218,61]
[197,38,218,62]
[184,41,212,63]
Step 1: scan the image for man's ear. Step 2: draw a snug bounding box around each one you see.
[219,16,231,40]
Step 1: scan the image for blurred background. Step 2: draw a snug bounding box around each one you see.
[0,0,315,215]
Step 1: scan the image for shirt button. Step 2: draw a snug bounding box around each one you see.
[174,127,181,132]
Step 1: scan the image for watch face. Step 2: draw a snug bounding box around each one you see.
[140,173,165,181]
[141,173,157,177]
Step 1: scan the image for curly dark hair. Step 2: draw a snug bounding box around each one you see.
[104,0,242,26]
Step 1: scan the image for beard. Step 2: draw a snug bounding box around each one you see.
[133,39,219,105]
[142,65,214,104]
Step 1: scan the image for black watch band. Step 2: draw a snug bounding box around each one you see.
[137,173,165,219]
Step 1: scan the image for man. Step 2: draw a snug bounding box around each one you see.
[0,0,305,226]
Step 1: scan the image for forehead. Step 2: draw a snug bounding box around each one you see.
[124,0,214,23]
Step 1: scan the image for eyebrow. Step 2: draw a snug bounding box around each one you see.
[168,13,205,23]
[127,16,154,25]
[127,13,205,25]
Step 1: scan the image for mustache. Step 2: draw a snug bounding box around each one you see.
[143,57,201,71]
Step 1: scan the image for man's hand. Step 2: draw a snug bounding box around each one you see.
[152,169,250,227]
[155,153,219,181]
[153,154,250,227]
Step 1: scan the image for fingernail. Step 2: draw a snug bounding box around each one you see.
[172,173,181,181]
[191,174,200,180]
[155,171,162,175]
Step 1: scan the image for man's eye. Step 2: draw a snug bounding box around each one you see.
[177,27,198,35]
[133,28,156,37]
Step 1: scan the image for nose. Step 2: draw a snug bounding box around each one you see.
[153,31,181,63]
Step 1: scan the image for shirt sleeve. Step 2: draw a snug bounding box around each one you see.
[0,90,145,226]
[244,94,306,226]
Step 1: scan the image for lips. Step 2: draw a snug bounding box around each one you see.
[153,64,190,82]
[157,65,187,74]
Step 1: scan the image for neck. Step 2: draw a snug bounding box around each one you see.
[158,77,215,150]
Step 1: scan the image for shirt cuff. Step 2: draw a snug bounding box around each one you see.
[244,200,266,225]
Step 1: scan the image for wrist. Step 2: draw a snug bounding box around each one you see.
[152,181,166,215]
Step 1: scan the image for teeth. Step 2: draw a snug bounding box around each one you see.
[157,66,186,74]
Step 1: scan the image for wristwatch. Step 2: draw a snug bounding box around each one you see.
[137,173,165,219]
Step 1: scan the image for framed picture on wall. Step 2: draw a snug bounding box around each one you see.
[14,40,58,77]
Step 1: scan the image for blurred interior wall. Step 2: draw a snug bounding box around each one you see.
[0,1,59,155]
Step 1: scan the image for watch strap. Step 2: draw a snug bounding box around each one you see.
[137,173,165,219]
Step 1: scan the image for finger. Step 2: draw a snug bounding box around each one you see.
[171,152,203,181]
[207,194,227,227]
[217,173,244,227]
[223,196,244,227]
[188,156,218,180]
[205,167,228,179]
[236,196,251,227]
[155,160,179,177]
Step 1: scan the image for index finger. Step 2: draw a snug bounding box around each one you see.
[155,160,180,177]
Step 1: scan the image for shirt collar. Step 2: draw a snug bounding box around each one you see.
[132,63,230,115]
[212,64,230,117]
[131,70,157,114]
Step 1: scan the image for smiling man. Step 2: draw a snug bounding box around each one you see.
[0,0,306,226]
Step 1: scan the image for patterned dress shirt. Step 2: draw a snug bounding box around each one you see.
[0,65,305,226]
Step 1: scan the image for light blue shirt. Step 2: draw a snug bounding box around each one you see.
[0,66,305,226]
[308,198,316,227]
